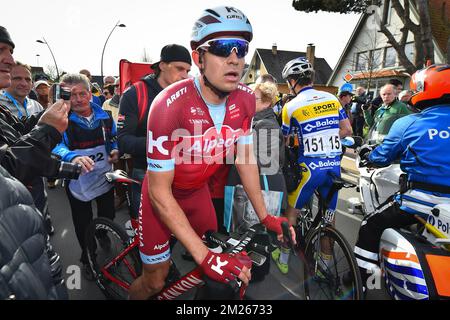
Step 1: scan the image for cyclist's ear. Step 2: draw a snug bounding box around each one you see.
[192,50,204,68]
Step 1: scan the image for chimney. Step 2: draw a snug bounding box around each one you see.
[272,43,277,56]
[306,43,315,68]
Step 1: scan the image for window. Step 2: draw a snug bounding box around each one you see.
[384,47,397,68]
[370,49,383,69]
[405,42,415,63]
[382,0,392,25]
[355,52,368,71]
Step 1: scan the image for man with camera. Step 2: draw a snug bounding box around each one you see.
[363,84,412,144]
[1,60,57,235]
[0,26,70,299]
[349,86,367,138]
[52,73,119,279]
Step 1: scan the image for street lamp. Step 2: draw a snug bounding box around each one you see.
[36,54,40,67]
[36,37,60,81]
[101,21,126,80]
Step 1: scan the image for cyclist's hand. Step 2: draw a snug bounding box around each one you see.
[262,215,297,245]
[200,251,252,286]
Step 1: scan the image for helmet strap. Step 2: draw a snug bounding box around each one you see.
[202,74,230,100]
[288,78,302,97]
[198,51,230,100]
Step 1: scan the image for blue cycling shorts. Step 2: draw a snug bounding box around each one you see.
[288,157,341,211]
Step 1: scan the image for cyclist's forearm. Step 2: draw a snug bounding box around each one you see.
[339,119,352,138]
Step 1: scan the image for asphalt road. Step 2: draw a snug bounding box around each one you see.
[46,159,389,300]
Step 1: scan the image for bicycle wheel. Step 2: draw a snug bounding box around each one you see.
[85,217,141,300]
[303,226,363,300]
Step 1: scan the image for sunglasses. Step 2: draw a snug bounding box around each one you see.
[197,38,249,59]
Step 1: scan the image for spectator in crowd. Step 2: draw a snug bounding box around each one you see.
[389,78,403,96]
[34,79,51,108]
[0,61,44,117]
[103,75,116,86]
[102,84,114,101]
[370,78,403,109]
[338,89,354,122]
[52,73,119,279]
[256,73,277,84]
[118,44,191,221]
[225,80,287,240]
[79,69,103,106]
[0,61,55,234]
[103,77,121,121]
[350,86,367,137]
[363,84,413,144]
[0,25,68,299]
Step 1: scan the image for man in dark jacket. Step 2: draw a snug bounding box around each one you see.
[0,25,68,299]
[118,44,191,219]
[0,27,69,185]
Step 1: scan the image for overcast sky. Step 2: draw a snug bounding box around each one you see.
[3,0,360,77]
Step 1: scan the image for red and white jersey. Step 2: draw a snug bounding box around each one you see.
[146,78,255,190]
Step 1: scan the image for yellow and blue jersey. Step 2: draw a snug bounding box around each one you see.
[282,87,347,160]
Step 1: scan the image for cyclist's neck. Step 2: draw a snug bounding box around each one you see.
[197,76,229,105]
[292,84,312,96]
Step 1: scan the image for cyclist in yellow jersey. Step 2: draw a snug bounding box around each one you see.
[276,57,352,273]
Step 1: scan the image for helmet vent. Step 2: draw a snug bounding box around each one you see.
[199,15,221,25]
[205,9,221,18]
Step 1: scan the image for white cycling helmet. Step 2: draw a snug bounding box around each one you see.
[190,6,253,50]
[282,57,314,80]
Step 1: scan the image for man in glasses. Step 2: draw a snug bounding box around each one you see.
[129,6,294,300]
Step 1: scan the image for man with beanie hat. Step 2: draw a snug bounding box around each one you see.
[118,44,191,221]
[0,25,68,299]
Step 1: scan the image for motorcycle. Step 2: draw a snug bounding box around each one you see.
[344,131,450,300]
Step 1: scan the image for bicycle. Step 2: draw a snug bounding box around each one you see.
[84,170,141,299]
[282,141,364,300]
[298,171,363,300]
[84,170,285,300]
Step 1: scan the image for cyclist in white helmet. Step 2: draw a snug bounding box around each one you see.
[278,57,352,273]
[129,6,295,300]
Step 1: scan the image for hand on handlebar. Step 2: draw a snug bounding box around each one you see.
[200,251,252,286]
[358,144,375,167]
[262,215,297,246]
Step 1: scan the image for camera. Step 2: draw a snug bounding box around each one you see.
[50,154,81,180]
[57,161,82,180]
[351,95,368,105]
[352,94,373,110]
[52,84,71,101]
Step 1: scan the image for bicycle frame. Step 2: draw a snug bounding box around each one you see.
[99,237,139,291]
[155,267,205,300]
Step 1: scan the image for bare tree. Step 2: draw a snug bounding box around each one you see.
[348,30,384,91]
[141,48,152,63]
[44,65,64,83]
[292,0,434,74]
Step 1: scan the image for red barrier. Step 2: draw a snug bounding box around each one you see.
[119,59,154,94]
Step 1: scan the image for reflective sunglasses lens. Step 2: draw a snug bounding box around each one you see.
[208,39,249,58]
